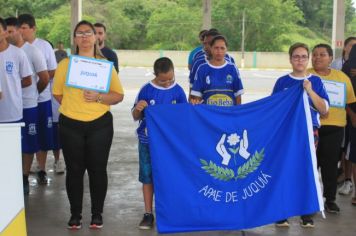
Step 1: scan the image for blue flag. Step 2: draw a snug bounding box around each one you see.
[146,84,323,233]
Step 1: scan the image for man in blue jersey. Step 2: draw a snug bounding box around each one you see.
[190,35,243,106]
[132,57,187,230]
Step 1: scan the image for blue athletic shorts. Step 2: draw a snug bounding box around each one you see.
[22,107,39,154]
[37,100,54,151]
[138,142,152,184]
[52,122,61,150]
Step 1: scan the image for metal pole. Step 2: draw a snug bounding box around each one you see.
[71,0,82,53]
[332,0,345,58]
[241,10,245,68]
[202,0,211,30]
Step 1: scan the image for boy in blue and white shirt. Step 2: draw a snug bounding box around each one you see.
[132,57,187,230]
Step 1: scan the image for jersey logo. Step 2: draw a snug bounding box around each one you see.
[226,74,233,84]
[28,123,37,135]
[6,61,14,74]
[207,94,233,106]
[150,100,156,105]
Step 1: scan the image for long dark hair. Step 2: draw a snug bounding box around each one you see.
[343,37,356,60]
[73,20,103,57]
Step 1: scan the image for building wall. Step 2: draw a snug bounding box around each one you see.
[116,50,296,69]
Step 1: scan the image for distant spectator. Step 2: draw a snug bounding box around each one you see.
[342,45,356,206]
[94,23,119,73]
[331,37,356,70]
[55,41,68,63]
[188,29,207,70]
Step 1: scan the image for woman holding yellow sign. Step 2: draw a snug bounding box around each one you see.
[52,20,124,230]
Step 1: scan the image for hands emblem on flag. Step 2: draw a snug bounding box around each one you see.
[216,130,250,166]
[239,130,250,159]
[216,134,232,165]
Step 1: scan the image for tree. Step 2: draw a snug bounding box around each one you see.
[0,0,68,18]
[146,1,201,50]
[212,0,304,51]
[295,0,355,36]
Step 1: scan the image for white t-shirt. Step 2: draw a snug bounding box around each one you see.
[50,80,60,122]
[21,42,47,109]
[331,57,343,70]
[0,45,33,122]
[31,38,57,103]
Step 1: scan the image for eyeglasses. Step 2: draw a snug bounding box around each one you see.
[75,31,94,37]
[291,55,309,61]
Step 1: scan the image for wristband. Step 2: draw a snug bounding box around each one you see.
[96,94,103,103]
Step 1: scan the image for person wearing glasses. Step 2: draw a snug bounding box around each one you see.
[132,57,187,230]
[272,42,329,228]
[52,20,124,230]
[190,35,243,106]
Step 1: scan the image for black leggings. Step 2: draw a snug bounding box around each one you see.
[317,126,344,202]
[59,112,113,215]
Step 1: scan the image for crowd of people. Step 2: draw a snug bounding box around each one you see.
[132,29,356,230]
[1,14,356,231]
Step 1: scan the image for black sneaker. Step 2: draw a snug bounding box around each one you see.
[37,170,48,184]
[23,175,29,195]
[90,214,103,229]
[67,215,82,230]
[139,213,154,230]
[275,219,289,227]
[300,215,314,228]
[325,201,340,213]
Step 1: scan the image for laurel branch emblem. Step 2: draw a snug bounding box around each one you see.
[200,149,264,181]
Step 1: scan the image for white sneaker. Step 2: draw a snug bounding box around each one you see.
[54,160,65,174]
[339,180,353,195]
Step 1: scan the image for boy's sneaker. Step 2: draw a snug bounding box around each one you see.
[37,170,48,184]
[275,219,289,227]
[67,215,82,230]
[23,175,29,195]
[90,214,103,229]
[54,160,65,174]
[139,213,154,230]
[325,201,340,213]
[339,180,353,195]
[300,215,314,228]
